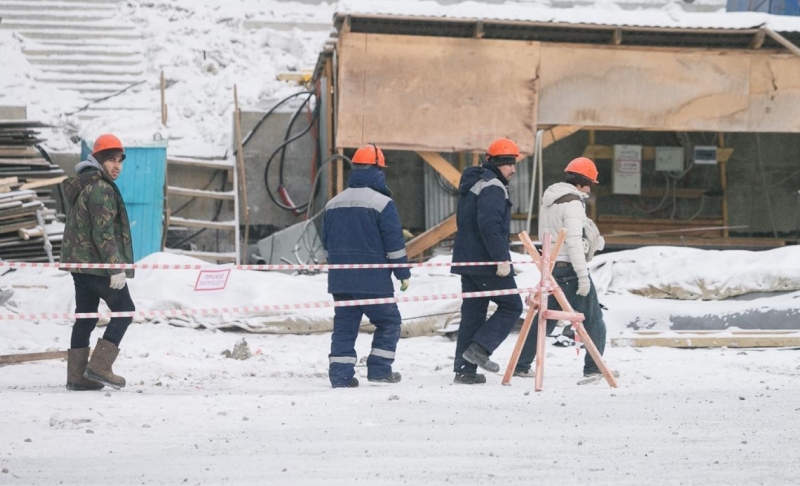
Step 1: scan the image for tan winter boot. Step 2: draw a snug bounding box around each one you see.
[83,338,126,389]
[66,347,104,391]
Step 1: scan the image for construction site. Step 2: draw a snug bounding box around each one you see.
[0,0,799,484]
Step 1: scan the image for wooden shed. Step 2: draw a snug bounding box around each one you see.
[312,7,800,258]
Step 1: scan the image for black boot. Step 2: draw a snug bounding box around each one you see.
[453,372,486,385]
[368,372,402,384]
[332,377,359,388]
[66,347,104,391]
[84,338,126,389]
[462,343,499,373]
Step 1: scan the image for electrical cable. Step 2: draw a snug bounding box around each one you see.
[263,95,321,213]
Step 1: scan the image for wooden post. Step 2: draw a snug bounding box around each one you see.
[336,148,344,194]
[233,85,250,262]
[160,70,167,126]
[324,57,335,200]
[502,229,566,386]
[718,132,729,238]
[502,231,618,389]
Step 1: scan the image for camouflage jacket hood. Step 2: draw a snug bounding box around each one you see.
[60,158,134,278]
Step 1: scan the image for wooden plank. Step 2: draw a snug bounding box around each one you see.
[542,125,582,148]
[337,32,540,153]
[417,152,461,188]
[539,44,751,131]
[601,235,785,248]
[594,186,708,199]
[0,147,39,158]
[612,331,800,348]
[748,54,800,132]
[167,216,236,230]
[19,175,67,190]
[406,214,457,259]
[166,186,235,200]
[0,350,68,365]
[0,158,49,166]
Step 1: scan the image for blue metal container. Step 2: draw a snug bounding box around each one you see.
[80,140,167,260]
[726,0,800,15]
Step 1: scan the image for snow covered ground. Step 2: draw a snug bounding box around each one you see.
[1,247,800,484]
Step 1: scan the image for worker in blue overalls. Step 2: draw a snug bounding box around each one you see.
[321,144,411,388]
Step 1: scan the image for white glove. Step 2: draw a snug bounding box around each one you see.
[109,272,127,290]
[496,262,511,277]
[577,274,591,297]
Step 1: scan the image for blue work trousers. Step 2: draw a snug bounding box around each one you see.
[453,274,523,374]
[329,293,401,387]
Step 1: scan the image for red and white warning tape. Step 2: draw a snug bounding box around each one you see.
[0,261,535,271]
[0,287,534,321]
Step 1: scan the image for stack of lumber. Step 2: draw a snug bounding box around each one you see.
[0,120,66,262]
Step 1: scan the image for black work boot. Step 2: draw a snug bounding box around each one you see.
[83,338,126,389]
[453,372,487,385]
[462,343,499,373]
[332,377,359,388]
[368,372,402,384]
[66,347,104,391]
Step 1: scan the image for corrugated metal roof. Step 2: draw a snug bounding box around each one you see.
[337,0,800,33]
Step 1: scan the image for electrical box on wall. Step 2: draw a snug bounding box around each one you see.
[613,145,642,195]
[655,146,684,172]
[694,146,718,165]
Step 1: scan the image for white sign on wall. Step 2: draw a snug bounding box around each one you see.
[613,144,642,195]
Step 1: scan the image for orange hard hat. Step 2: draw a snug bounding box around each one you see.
[352,144,386,168]
[92,134,124,155]
[486,138,520,159]
[564,157,599,184]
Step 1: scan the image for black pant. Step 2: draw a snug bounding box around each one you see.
[453,274,523,374]
[71,273,135,349]
[516,264,607,376]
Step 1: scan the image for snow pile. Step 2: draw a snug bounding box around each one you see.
[590,246,800,300]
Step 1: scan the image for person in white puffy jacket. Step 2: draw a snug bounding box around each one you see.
[515,157,611,384]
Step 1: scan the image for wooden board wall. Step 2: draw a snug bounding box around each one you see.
[335,34,800,150]
[337,33,540,154]
[538,44,800,132]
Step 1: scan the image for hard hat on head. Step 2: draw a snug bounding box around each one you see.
[92,134,124,155]
[352,143,386,168]
[486,138,520,166]
[564,157,599,184]
[487,138,520,158]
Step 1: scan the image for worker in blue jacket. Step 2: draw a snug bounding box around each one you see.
[451,138,524,385]
[321,144,411,388]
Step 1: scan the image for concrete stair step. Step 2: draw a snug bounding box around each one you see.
[0,21,136,32]
[0,10,109,21]
[27,56,144,66]
[36,75,143,85]
[16,30,140,41]
[0,1,117,11]
[39,65,145,76]
[25,46,142,56]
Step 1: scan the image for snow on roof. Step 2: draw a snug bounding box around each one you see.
[337,0,800,33]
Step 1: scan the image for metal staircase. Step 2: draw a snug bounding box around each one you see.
[163,156,240,264]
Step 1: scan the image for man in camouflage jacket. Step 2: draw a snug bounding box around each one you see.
[61,134,135,391]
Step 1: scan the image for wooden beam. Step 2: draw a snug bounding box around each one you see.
[0,350,67,365]
[406,214,457,259]
[611,330,800,348]
[418,152,461,188]
[764,27,800,58]
[542,125,582,149]
[611,28,622,46]
[583,144,733,163]
[750,28,766,50]
[474,20,484,39]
